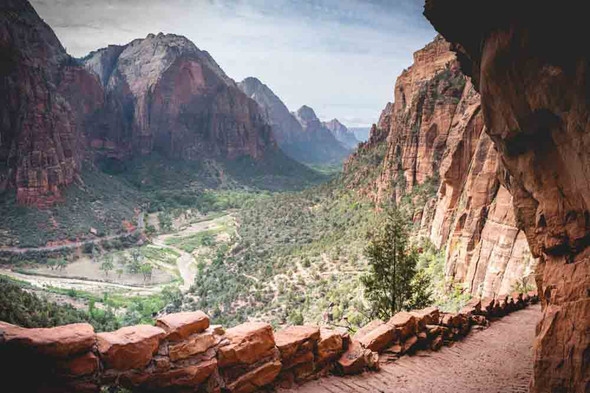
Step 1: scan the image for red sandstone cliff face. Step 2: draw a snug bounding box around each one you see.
[1,1,281,206]
[83,34,276,162]
[425,1,590,391]
[345,36,536,298]
[0,0,103,206]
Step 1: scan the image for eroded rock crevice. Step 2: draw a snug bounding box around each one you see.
[425,1,590,390]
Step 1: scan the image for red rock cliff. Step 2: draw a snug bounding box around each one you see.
[83,33,276,161]
[1,1,281,207]
[425,0,590,391]
[345,36,536,298]
[0,0,103,206]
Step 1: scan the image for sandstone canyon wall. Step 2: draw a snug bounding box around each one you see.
[345,36,536,299]
[83,34,276,162]
[1,0,284,207]
[425,1,590,391]
[0,0,103,206]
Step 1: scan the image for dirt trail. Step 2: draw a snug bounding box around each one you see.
[152,215,231,292]
[285,305,541,393]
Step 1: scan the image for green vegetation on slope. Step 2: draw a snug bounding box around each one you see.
[0,150,327,249]
[0,276,120,331]
[190,181,381,328]
[0,275,185,331]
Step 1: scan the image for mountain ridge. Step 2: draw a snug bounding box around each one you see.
[239,77,350,164]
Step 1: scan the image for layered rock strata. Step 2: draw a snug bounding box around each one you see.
[83,34,275,162]
[0,0,103,206]
[425,1,590,391]
[0,292,538,392]
[344,36,536,297]
[1,0,280,207]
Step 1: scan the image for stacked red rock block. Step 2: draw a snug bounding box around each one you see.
[0,292,538,393]
[350,291,539,366]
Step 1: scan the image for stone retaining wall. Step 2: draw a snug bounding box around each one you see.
[0,291,538,393]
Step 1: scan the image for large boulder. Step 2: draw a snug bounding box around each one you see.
[217,322,276,367]
[356,323,397,353]
[56,352,99,377]
[480,298,495,316]
[274,325,320,361]
[410,307,440,327]
[387,312,417,340]
[275,325,320,384]
[224,359,282,393]
[122,359,218,391]
[0,322,95,358]
[97,325,165,370]
[353,320,384,341]
[156,311,210,341]
[460,298,482,315]
[336,340,379,375]
[168,328,221,361]
[316,328,346,365]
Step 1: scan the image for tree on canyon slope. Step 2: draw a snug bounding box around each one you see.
[362,208,431,319]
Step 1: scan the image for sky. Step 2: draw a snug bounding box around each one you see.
[31,0,436,127]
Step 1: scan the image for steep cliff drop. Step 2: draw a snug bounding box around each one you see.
[425,1,590,391]
[83,34,276,162]
[344,36,535,299]
[0,0,103,207]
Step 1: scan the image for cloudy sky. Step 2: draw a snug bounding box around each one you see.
[32,0,436,127]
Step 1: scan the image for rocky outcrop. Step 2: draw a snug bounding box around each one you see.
[345,36,535,298]
[1,0,286,207]
[0,0,103,206]
[323,119,360,149]
[0,293,538,392]
[424,1,590,391]
[83,34,275,162]
[239,77,350,164]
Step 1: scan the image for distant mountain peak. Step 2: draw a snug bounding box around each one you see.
[240,80,350,164]
[323,118,360,149]
[295,105,320,126]
[84,33,235,89]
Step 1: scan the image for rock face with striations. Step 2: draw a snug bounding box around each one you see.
[83,34,275,161]
[345,35,535,298]
[239,77,350,164]
[425,1,590,391]
[0,0,103,206]
[1,0,284,207]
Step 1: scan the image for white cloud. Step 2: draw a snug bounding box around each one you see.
[32,0,436,127]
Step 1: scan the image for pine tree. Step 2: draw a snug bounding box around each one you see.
[362,208,431,320]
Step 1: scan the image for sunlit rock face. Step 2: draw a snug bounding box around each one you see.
[345,35,535,299]
[83,33,275,161]
[1,0,279,207]
[0,0,103,206]
[425,1,590,390]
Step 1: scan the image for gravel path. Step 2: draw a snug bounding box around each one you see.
[285,305,541,393]
[151,214,231,291]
